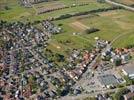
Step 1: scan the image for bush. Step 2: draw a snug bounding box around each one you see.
[115,59,122,66]
[113,88,130,100]
[116,84,125,88]
[84,28,100,34]
[4,6,10,10]
[126,44,134,49]
[124,76,134,85]
[55,14,72,20]
[58,23,63,26]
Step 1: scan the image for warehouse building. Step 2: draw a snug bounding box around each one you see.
[98,74,119,88]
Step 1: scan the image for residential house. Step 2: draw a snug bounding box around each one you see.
[121,53,131,64]
[123,92,134,100]
[122,64,134,79]
[68,71,78,80]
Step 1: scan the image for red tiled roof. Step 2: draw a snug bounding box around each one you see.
[124,92,134,99]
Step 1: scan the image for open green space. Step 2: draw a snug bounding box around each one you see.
[0,0,35,21]
[114,0,134,5]
[0,0,110,21]
[0,0,134,61]
[112,32,134,48]
[47,9,134,55]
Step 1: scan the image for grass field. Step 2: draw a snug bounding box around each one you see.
[0,0,134,58]
[0,0,35,21]
[114,0,134,5]
[0,0,110,21]
[46,9,134,55]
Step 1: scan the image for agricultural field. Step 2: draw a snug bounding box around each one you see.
[1,0,134,99]
[114,0,134,5]
[47,9,134,55]
[0,0,110,21]
[0,0,134,56]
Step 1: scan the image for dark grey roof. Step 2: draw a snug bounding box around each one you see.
[98,74,119,86]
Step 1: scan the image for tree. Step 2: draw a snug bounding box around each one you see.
[54,53,65,62]
[28,76,38,93]
[83,97,96,100]
[113,88,130,100]
[97,0,105,3]
[4,6,10,10]
[56,88,62,96]
[58,23,63,26]
[124,76,134,85]
[84,28,100,34]
[115,59,122,66]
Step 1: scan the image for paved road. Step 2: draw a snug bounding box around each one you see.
[71,46,101,87]
[60,85,134,100]
[105,0,134,11]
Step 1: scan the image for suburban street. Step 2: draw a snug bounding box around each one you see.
[60,85,134,100]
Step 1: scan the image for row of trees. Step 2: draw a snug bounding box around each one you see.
[126,44,134,49]
[54,6,123,20]
[38,3,89,14]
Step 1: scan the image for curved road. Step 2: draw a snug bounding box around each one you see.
[105,0,134,11]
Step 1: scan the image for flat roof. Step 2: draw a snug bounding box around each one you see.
[122,64,134,75]
[98,74,119,86]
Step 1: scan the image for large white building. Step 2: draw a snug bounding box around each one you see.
[122,64,134,79]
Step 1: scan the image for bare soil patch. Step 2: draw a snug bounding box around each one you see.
[70,21,90,31]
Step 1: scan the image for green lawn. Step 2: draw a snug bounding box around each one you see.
[114,0,134,5]
[112,32,134,48]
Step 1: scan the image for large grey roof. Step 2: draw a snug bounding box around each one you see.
[98,74,119,86]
